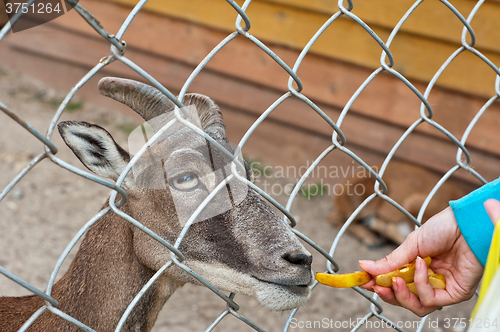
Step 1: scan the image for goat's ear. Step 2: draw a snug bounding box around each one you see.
[58,121,135,188]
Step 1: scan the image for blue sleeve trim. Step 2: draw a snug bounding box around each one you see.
[449,178,500,267]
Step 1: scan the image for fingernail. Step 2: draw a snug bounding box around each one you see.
[359,260,375,265]
[416,256,423,270]
[392,277,398,292]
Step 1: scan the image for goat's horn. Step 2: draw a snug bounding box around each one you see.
[98,77,225,135]
[98,77,174,121]
[180,93,225,136]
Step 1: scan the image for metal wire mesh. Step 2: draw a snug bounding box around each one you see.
[0,0,499,331]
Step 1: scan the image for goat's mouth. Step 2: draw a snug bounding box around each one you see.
[251,276,312,311]
[253,277,311,294]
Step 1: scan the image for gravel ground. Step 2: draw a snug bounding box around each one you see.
[0,66,476,331]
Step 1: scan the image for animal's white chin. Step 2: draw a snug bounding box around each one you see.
[185,262,312,311]
[253,279,311,311]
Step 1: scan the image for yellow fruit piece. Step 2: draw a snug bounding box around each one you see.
[423,256,432,266]
[316,271,371,288]
[394,264,415,283]
[428,274,446,289]
[375,256,432,287]
[406,282,418,296]
[405,274,445,297]
[375,272,394,287]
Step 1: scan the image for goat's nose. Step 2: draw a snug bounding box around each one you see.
[283,250,312,267]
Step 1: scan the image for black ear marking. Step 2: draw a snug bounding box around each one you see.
[57,121,133,186]
[72,131,108,153]
[58,121,130,164]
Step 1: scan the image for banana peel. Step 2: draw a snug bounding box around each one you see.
[315,256,446,294]
[316,271,371,288]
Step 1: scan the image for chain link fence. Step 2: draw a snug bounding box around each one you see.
[1,0,499,331]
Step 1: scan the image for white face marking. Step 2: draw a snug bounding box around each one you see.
[187,262,311,311]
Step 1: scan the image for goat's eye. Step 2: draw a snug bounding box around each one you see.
[170,173,199,191]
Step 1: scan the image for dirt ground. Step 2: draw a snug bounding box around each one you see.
[0,66,476,331]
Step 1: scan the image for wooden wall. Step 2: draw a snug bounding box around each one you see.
[0,1,8,27]
[1,0,499,186]
[108,0,500,98]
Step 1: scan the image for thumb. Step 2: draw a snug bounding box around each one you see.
[359,232,419,276]
[484,199,500,225]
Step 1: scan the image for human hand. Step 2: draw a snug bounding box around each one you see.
[359,204,492,316]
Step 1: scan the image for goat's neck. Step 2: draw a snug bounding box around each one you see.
[1,204,182,332]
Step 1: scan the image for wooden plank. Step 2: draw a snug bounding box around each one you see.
[2,20,497,186]
[0,1,8,27]
[262,0,500,54]
[104,0,500,98]
[41,0,500,158]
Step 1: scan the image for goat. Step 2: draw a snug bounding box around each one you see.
[0,77,313,331]
[328,161,468,246]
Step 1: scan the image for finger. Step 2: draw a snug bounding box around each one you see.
[359,232,419,276]
[413,256,437,306]
[392,277,438,317]
[484,199,500,225]
[372,285,400,306]
[414,257,456,307]
[359,279,377,291]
